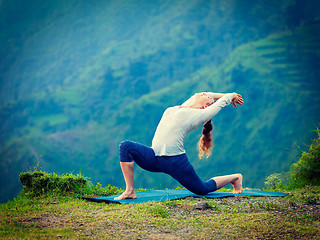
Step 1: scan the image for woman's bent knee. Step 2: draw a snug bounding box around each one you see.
[119,140,134,162]
[187,179,217,195]
[119,140,132,149]
[192,189,208,196]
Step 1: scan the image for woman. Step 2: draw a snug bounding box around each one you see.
[115,91,244,200]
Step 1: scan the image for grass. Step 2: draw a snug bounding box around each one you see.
[0,186,319,239]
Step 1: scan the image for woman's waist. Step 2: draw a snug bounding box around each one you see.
[151,143,185,156]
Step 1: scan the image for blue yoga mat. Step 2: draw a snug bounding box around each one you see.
[79,189,288,204]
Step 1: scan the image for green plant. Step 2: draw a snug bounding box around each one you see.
[19,170,88,197]
[265,172,287,189]
[257,202,282,211]
[289,129,320,188]
[80,182,122,196]
[302,195,318,205]
[143,205,171,218]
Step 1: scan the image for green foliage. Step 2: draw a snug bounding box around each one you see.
[302,195,318,205]
[257,202,282,211]
[19,170,88,197]
[285,186,320,205]
[79,182,122,197]
[143,205,171,218]
[265,130,320,190]
[18,169,124,198]
[289,129,320,188]
[264,172,288,190]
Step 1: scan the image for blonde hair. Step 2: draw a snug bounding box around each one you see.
[198,120,213,158]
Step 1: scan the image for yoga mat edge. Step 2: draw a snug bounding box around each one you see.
[78,189,288,204]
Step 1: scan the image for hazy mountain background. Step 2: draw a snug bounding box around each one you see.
[1,0,320,203]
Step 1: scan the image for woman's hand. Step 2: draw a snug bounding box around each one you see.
[230,93,244,107]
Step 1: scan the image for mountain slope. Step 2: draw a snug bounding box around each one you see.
[1,0,320,203]
[2,23,319,203]
[1,0,296,102]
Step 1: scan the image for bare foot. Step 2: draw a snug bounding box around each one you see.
[231,174,243,194]
[114,190,137,200]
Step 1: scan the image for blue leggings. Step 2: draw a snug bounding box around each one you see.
[119,140,217,195]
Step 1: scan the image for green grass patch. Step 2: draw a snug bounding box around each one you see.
[1,175,319,239]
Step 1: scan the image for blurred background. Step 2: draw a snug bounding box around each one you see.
[1,0,320,203]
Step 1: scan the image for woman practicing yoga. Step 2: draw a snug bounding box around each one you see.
[115,91,244,200]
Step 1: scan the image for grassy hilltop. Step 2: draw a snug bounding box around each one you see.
[0,177,319,239]
[0,131,319,239]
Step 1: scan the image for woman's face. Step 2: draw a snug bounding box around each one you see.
[194,93,214,108]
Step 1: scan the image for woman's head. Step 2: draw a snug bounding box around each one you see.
[198,120,213,158]
[193,93,214,109]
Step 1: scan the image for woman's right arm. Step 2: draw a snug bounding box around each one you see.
[196,93,243,124]
[203,92,226,100]
[182,92,226,106]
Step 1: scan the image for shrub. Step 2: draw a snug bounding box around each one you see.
[19,170,88,197]
[265,129,320,190]
[80,182,122,196]
[264,172,288,189]
[289,129,320,188]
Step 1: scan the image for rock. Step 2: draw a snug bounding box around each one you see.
[194,201,209,210]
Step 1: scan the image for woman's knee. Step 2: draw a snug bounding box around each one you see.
[176,178,209,195]
[119,140,132,151]
[180,178,216,195]
[192,188,208,196]
[119,140,134,162]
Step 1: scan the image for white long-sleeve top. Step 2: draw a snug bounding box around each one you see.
[151,93,232,156]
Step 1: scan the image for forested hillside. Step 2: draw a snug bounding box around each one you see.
[1,0,320,203]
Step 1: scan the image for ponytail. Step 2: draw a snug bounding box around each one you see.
[198,120,213,158]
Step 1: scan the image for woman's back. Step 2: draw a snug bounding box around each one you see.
[151,106,201,156]
[151,94,232,156]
